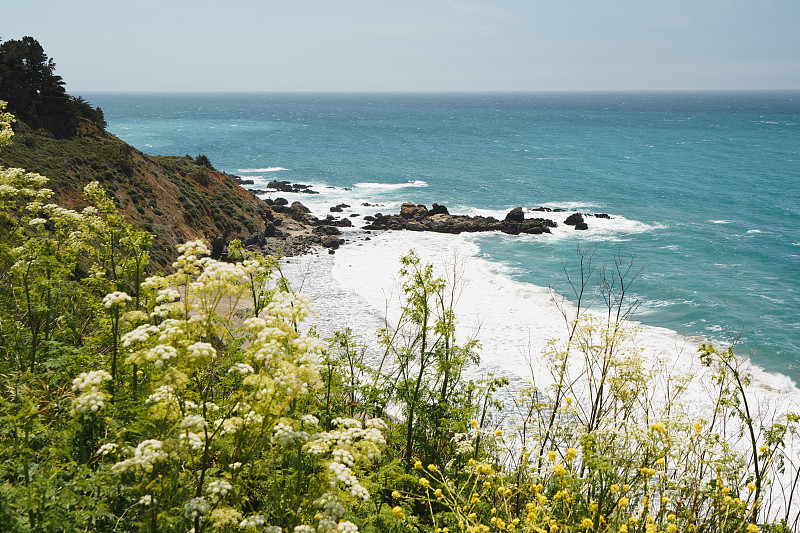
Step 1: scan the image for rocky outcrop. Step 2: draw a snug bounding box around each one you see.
[363,203,556,235]
[266,180,319,194]
[564,212,589,230]
[505,207,525,222]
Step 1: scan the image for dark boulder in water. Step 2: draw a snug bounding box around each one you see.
[564,213,585,226]
[505,207,525,222]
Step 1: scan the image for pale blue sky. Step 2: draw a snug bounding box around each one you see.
[3,0,799,92]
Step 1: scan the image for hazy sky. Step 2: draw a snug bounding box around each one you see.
[3,0,799,92]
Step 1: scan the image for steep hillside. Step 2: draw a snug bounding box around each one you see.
[0,117,276,267]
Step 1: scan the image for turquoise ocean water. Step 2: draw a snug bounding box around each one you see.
[84,92,800,384]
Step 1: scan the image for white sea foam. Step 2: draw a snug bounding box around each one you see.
[709,219,731,224]
[747,229,763,234]
[237,167,290,173]
[353,180,429,190]
[294,230,800,404]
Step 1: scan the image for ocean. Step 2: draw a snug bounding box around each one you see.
[84,91,800,398]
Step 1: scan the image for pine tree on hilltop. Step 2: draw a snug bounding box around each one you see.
[0,36,105,137]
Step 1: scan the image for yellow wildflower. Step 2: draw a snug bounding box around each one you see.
[553,463,567,476]
[567,448,578,460]
[656,457,665,467]
[650,422,667,435]
[470,492,480,504]
[434,488,443,500]
[747,482,757,491]
[666,524,678,533]
[495,428,503,436]
[414,460,423,470]
[610,484,619,494]
[547,450,557,463]
[392,506,405,519]
[419,477,430,489]
[391,491,401,500]
[470,419,479,428]
[619,526,628,533]
[747,524,758,533]
[484,481,491,489]
[427,464,438,472]
[623,484,630,491]
[759,445,769,454]
[581,518,593,529]
[565,397,572,406]
[618,497,629,507]
[589,502,598,512]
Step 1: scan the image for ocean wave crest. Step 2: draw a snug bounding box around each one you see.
[354,180,429,190]
[237,167,290,173]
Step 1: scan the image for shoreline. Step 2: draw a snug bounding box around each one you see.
[252,187,800,396]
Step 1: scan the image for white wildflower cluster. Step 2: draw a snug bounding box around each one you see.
[294,526,315,533]
[332,449,355,466]
[113,439,170,473]
[451,432,477,457]
[313,493,346,533]
[206,479,233,504]
[184,496,210,519]
[265,291,314,324]
[103,291,132,308]
[179,431,205,451]
[97,442,118,456]
[121,324,159,348]
[241,258,267,275]
[337,521,359,533]
[156,319,184,344]
[239,514,266,529]
[272,422,310,447]
[123,319,189,369]
[305,418,386,459]
[145,385,180,407]
[187,341,216,361]
[195,259,250,295]
[28,217,47,228]
[228,363,254,376]
[71,370,112,414]
[155,287,181,304]
[150,303,175,319]
[301,414,319,426]
[181,414,207,431]
[215,417,245,435]
[303,418,387,504]
[146,344,177,368]
[328,460,369,501]
[141,275,167,292]
[139,495,154,506]
[173,240,211,276]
